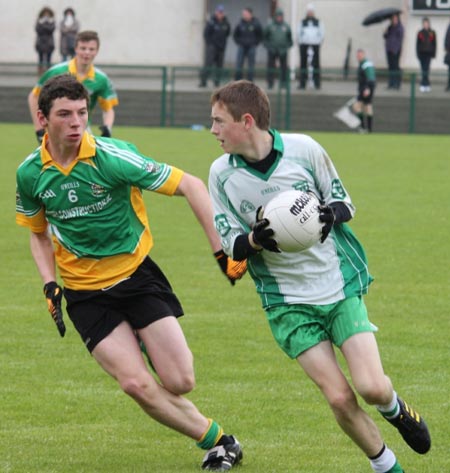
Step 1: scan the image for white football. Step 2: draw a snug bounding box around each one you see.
[263,190,323,252]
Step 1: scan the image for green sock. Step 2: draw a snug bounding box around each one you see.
[385,460,404,473]
[196,419,224,450]
[357,113,365,128]
[377,392,399,419]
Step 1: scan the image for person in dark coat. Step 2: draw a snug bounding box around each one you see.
[383,14,404,90]
[199,4,231,87]
[443,19,450,91]
[34,6,56,75]
[416,18,437,92]
[233,7,263,82]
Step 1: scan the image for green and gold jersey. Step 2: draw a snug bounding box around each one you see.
[16,132,183,290]
[31,59,118,113]
[209,130,372,308]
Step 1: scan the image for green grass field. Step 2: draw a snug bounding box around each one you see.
[1,124,449,472]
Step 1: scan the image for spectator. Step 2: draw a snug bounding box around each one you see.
[352,48,376,133]
[34,6,56,75]
[298,3,324,90]
[443,19,450,91]
[28,30,118,144]
[60,7,80,61]
[383,14,404,90]
[199,4,231,88]
[263,8,293,89]
[416,18,437,93]
[233,7,263,82]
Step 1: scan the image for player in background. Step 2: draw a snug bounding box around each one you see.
[28,30,118,143]
[352,48,376,133]
[208,80,431,473]
[16,74,245,472]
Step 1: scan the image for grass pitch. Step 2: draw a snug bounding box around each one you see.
[1,124,449,472]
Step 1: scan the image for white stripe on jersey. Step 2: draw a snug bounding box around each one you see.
[95,139,171,190]
[96,140,145,168]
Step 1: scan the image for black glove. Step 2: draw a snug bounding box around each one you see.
[214,249,247,286]
[99,125,112,137]
[43,282,66,337]
[318,205,336,243]
[36,129,45,144]
[252,206,281,253]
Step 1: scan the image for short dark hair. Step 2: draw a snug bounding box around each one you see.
[210,80,270,130]
[38,74,90,118]
[76,30,100,48]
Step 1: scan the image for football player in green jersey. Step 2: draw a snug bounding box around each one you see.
[16,74,244,471]
[208,80,431,473]
[28,30,118,144]
[352,48,376,133]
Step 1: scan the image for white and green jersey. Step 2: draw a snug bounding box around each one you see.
[209,130,372,308]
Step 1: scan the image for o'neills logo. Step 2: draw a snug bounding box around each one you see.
[289,193,311,216]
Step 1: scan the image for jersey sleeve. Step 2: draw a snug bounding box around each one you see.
[208,160,248,258]
[31,65,64,97]
[307,138,355,217]
[97,75,119,111]
[15,166,48,232]
[96,139,183,195]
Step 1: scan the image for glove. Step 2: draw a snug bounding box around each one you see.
[251,206,280,253]
[43,281,66,337]
[36,129,45,144]
[99,125,112,137]
[318,205,336,243]
[214,250,247,286]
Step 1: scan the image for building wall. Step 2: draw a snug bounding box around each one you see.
[2,0,449,70]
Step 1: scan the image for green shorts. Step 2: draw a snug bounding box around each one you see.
[266,297,377,359]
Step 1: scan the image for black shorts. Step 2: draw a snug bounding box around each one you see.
[64,256,184,352]
[357,86,375,104]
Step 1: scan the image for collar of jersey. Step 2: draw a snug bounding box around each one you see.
[229,129,283,178]
[41,131,96,167]
[68,58,95,80]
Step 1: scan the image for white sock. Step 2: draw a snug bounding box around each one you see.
[369,445,397,472]
[377,391,399,419]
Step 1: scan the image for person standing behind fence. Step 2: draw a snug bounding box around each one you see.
[233,7,263,82]
[352,48,376,133]
[263,8,293,90]
[297,3,324,90]
[60,7,80,61]
[383,14,404,90]
[444,19,450,91]
[416,18,437,93]
[34,6,56,76]
[199,4,231,88]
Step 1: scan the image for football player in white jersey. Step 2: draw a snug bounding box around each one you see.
[208,80,431,473]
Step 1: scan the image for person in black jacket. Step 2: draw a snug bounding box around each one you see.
[199,4,231,87]
[443,19,450,91]
[34,6,56,76]
[416,17,437,92]
[233,7,263,82]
